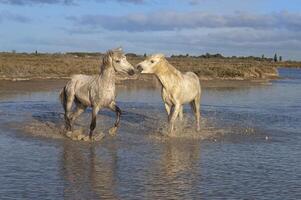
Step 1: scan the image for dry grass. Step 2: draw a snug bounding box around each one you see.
[1,52,299,80]
[0,53,99,79]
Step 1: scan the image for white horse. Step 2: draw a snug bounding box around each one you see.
[60,48,135,139]
[136,54,201,133]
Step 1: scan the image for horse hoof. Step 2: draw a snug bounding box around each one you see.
[109,127,118,136]
[77,134,85,141]
[93,132,105,141]
[168,134,174,137]
[83,136,90,142]
[66,131,73,138]
[166,131,174,137]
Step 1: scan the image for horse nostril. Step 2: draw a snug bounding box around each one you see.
[128,69,135,76]
[137,65,143,72]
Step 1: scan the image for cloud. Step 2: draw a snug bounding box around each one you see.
[11,25,301,59]
[0,0,144,5]
[0,0,75,5]
[62,9,301,59]
[66,11,301,32]
[2,0,301,60]
[0,10,31,23]
[106,0,144,3]
[182,0,220,5]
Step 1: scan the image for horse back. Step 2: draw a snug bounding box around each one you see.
[184,71,200,87]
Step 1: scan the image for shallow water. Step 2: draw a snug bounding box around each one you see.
[0,68,301,199]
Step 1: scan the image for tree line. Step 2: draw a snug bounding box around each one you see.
[170,53,283,62]
[127,52,283,62]
[7,50,284,62]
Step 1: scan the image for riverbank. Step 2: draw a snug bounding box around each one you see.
[1,52,300,81]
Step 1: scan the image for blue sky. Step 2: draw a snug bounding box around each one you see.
[1,0,301,60]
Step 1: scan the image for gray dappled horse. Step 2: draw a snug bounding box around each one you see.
[60,48,135,139]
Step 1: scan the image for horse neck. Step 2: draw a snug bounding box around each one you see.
[155,60,182,90]
[98,64,115,87]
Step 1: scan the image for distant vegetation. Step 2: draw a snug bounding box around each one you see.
[170,52,284,62]
[0,51,300,81]
[128,52,289,63]
[66,52,102,57]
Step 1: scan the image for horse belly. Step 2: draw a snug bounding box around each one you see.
[181,91,197,103]
[75,86,91,106]
[180,78,199,103]
[75,93,91,107]
[97,89,116,107]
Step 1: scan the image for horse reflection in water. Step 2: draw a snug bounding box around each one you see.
[60,142,118,200]
[145,140,202,199]
[59,139,201,199]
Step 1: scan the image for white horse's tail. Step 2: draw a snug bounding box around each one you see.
[59,86,67,113]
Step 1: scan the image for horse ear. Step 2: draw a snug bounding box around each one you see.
[102,53,112,66]
[106,50,113,56]
[155,54,165,59]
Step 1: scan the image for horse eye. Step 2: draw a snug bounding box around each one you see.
[116,60,120,63]
[151,60,154,63]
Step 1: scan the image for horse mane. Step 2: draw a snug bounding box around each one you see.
[161,57,182,78]
[100,48,123,74]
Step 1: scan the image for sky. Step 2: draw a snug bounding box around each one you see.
[0,0,301,60]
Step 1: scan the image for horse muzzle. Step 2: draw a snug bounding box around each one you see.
[128,69,135,76]
[137,65,143,73]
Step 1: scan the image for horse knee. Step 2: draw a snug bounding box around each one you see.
[90,106,100,132]
[164,103,171,116]
[65,116,72,131]
[115,107,121,127]
[65,111,72,121]
[90,117,96,131]
[170,104,181,123]
[179,106,183,120]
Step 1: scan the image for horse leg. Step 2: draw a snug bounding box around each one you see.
[168,103,181,134]
[89,105,101,139]
[164,102,171,118]
[69,103,86,127]
[65,94,75,131]
[108,102,121,136]
[192,96,201,131]
[179,105,183,121]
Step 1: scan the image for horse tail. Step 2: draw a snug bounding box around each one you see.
[197,75,202,98]
[59,86,67,113]
[192,72,202,98]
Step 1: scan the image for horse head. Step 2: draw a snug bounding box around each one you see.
[102,47,135,76]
